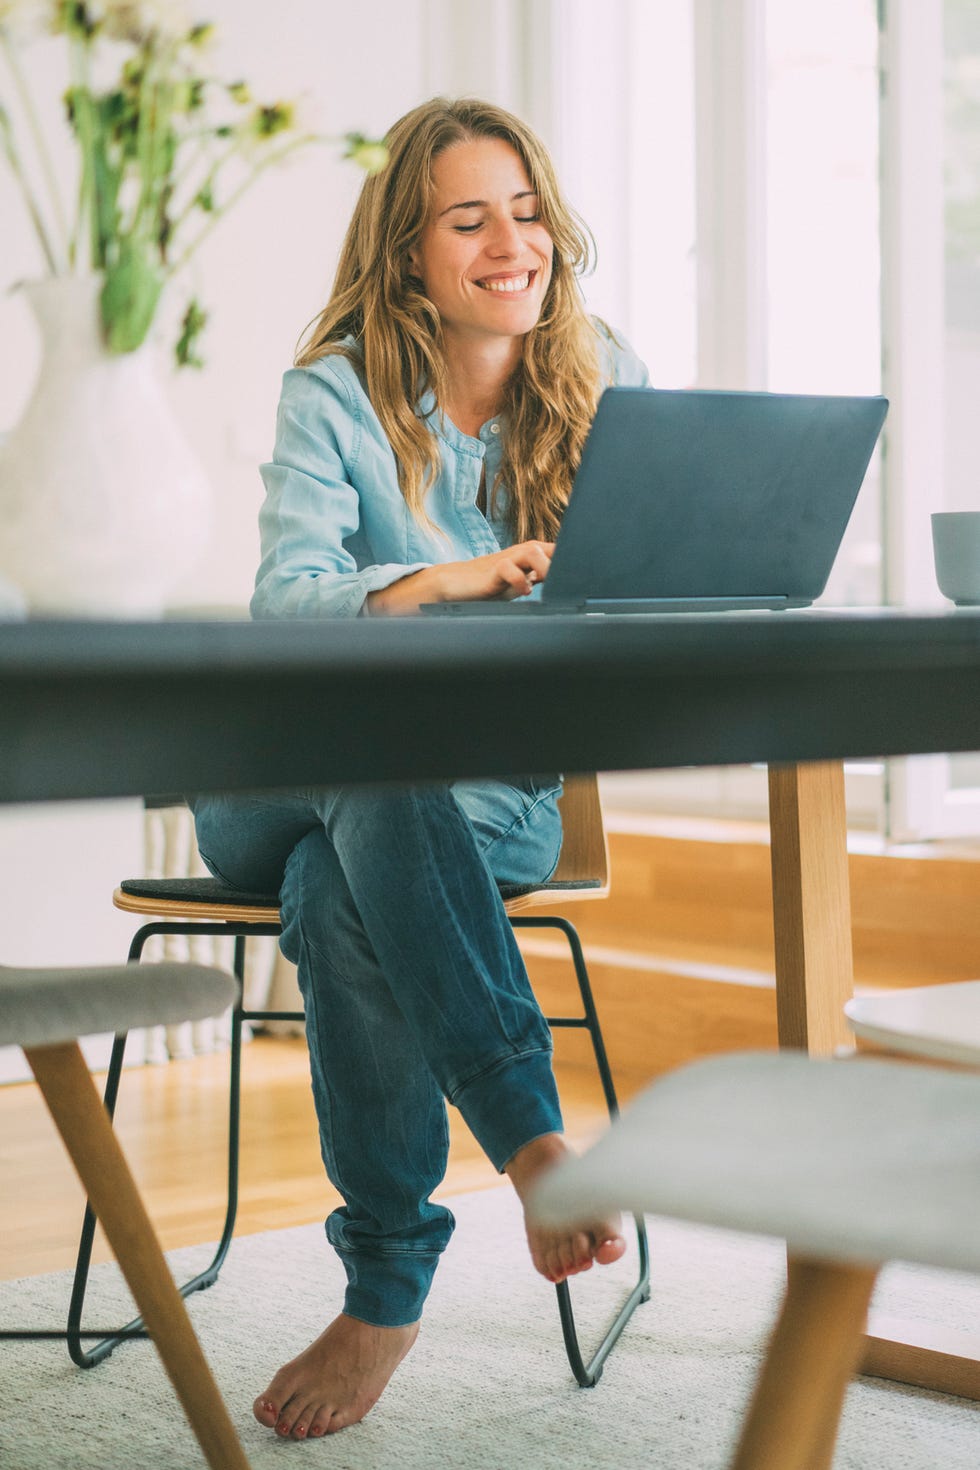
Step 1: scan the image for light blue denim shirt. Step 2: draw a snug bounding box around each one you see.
[252,324,649,619]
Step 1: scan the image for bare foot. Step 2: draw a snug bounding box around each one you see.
[253,1312,419,1440]
[505,1132,626,1284]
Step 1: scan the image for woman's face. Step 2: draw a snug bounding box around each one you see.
[407,137,554,351]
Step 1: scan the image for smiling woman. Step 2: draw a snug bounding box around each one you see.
[188,94,648,1443]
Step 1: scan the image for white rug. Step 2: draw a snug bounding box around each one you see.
[2,1186,979,1468]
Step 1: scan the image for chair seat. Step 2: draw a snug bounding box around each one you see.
[117,873,604,915]
[845,981,980,1067]
[0,962,236,1049]
[532,1050,980,1275]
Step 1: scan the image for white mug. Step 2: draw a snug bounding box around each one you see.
[932,512,980,606]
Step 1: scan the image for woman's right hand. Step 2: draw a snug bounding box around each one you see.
[366,540,555,616]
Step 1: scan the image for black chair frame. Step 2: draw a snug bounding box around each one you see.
[5,896,650,1387]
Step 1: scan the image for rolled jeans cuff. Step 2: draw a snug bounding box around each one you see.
[451,1047,563,1173]
[337,1245,442,1328]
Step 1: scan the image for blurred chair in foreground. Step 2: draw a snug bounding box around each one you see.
[0,959,250,1470]
[532,1049,980,1470]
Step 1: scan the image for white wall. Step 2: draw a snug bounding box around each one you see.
[0,800,144,1081]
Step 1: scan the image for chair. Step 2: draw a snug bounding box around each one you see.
[0,958,250,1470]
[531,1048,980,1470]
[70,775,650,1384]
[844,980,980,1067]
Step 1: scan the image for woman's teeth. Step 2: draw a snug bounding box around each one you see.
[478,273,531,292]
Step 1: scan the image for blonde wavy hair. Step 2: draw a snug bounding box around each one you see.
[296,96,612,541]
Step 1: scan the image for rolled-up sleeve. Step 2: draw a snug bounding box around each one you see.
[251,364,430,619]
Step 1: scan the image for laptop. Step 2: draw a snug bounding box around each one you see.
[422,386,888,616]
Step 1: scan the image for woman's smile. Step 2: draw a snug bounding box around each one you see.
[475,270,537,293]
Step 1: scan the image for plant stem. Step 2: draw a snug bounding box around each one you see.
[170,126,216,199]
[67,29,99,272]
[132,37,159,245]
[167,132,322,275]
[0,32,69,271]
[167,133,243,240]
[0,105,59,272]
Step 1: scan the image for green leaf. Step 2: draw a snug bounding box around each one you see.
[100,240,164,354]
[174,297,208,370]
[343,133,389,175]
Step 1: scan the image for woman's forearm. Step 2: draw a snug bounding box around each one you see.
[365,566,446,616]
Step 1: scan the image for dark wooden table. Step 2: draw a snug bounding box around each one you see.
[4,608,980,1396]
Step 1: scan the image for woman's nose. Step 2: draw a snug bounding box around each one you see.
[486,214,522,256]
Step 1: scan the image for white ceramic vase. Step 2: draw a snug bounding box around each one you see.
[0,276,211,617]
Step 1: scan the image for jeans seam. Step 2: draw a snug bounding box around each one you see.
[405,788,519,1048]
[292,919,357,1209]
[301,923,367,986]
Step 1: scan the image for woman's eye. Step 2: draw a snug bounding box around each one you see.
[453,214,541,235]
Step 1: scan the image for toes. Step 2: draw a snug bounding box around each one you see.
[273,1399,303,1438]
[252,1396,278,1428]
[593,1232,627,1266]
[532,1225,625,1284]
[278,1397,320,1441]
[565,1230,596,1277]
[543,1232,585,1283]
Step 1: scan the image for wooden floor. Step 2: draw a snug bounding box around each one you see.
[0,1035,618,1281]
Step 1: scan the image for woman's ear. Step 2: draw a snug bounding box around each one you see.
[404,248,425,292]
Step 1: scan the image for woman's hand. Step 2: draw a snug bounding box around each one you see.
[366,540,555,616]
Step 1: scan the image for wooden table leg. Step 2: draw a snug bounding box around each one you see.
[731,1258,879,1470]
[767,761,853,1056]
[767,761,980,1402]
[24,1041,251,1470]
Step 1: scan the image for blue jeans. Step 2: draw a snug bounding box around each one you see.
[190,778,565,1327]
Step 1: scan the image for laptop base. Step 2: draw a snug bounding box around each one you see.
[421,595,802,617]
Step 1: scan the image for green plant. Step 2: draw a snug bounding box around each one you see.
[0,1,387,363]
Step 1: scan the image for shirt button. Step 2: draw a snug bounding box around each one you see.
[490,423,500,434]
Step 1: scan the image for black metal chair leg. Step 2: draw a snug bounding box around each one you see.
[511,914,651,1386]
[63,923,253,1366]
[0,1023,141,1349]
[14,916,294,1366]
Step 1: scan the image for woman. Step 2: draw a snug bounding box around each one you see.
[192,96,649,1441]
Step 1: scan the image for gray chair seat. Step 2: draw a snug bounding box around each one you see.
[0,961,235,1049]
[532,1050,980,1469]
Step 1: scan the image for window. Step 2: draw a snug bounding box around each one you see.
[541,0,883,822]
[883,0,980,838]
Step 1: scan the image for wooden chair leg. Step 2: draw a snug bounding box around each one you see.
[731,1255,879,1470]
[24,1041,250,1470]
